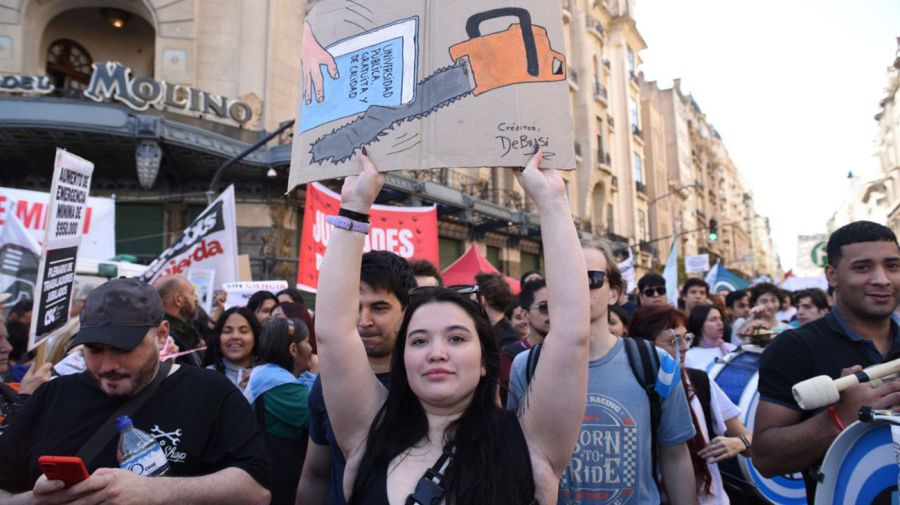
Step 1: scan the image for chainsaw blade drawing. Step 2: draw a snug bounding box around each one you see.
[300,7,567,165]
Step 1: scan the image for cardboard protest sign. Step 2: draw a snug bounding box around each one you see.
[297,182,439,292]
[139,186,239,291]
[188,268,216,314]
[0,187,115,260]
[29,149,94,351]
[0,211,42,311]
[288,0,575,188]
[685,253,710,274]
[223,281,288,309]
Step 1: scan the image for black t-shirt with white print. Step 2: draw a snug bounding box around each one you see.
[0,365,270,493]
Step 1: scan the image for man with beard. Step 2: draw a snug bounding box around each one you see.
[296,251,414,505]
[4,299,33,364]
[754,221,900,502]
[0,278,270,504]
[154,275,202,367]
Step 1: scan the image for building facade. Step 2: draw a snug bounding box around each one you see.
[0,0,780,287]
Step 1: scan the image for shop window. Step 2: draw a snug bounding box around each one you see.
[46,39,93,94]
[520,251,543,276]
[439,237,463,269]
[116,204,165,262]
[486,245,502,272]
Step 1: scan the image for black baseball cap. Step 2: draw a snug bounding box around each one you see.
[70,278,164,351]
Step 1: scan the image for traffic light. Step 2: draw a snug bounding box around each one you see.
[708,218,719,241]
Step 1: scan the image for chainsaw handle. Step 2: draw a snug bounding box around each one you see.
[464,8,539,77]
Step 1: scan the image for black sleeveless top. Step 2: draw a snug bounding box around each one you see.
[351,413,539,505]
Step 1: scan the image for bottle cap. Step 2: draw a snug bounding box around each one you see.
[115,415,133,431]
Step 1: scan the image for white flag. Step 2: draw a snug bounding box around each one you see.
[662,240,678,308]
[616,247,636,294]
[140,186,239,291]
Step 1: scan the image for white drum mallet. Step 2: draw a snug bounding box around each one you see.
[792,358,900,410]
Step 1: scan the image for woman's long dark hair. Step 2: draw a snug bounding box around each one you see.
[204,306,261,373]
[258,318,309,373]
[350,289,535,505]
[687,304,719,347]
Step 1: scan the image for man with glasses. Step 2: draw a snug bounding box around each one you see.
[508,239,696,504]
[638,273,669,306]
[499,279,549,404]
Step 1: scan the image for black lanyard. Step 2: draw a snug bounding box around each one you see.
[405,445,454,505]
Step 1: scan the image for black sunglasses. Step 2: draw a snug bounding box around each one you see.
[409,284,479,296]
[642,286,666,297]
[532,301,549,315]
[588,270,606,290]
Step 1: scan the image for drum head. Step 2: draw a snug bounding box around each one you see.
[816,420,898,505]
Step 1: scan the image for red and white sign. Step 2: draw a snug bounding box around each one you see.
[0,187,115,260]
[297,183,439,292]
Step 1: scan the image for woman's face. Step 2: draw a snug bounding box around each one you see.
[404,302,485,413]
[702,309,725,340]
[510,306,530,337]
[654,325,689,362]
[255,299,278,326]
[220,313,255,367]
[608,311,625,337]
[291,339,314,375]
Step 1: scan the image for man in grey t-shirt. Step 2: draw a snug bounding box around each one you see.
[508,241,697,504]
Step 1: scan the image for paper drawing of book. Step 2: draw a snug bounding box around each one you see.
[300,17,418,132]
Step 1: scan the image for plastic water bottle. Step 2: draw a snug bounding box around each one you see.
[116,415,169,476]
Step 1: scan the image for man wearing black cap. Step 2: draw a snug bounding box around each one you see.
[0,278,271,505]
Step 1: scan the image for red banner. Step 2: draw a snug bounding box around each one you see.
[297,183,439,292]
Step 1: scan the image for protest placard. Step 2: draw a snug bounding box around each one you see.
[140,186,239,291]
[297,183,439,292]
[0,187,114,260]
[223,281,289,309]
[188,268,216,314]
[0,211,42,311]
[288,0,575,188]
[685,253,711,274]
[29,149,94,351]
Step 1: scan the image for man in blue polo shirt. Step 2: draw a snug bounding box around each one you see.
[754,221,900,503]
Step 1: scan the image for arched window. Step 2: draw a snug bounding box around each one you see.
[46,39,93,93]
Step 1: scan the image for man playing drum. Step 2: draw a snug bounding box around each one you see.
[754,221,900,503]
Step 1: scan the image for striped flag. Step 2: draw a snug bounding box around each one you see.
[655,349,682,399]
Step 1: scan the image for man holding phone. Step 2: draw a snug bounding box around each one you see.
[0,278,271,505]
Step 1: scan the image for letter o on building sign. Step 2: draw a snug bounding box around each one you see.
[228,102,253,124]
[132,76,162,104]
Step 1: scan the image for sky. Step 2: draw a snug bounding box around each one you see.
[634,0,900,271]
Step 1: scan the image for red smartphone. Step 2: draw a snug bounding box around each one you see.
[38,456,89,487]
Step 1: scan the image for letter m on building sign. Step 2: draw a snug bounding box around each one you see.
[655,352,681,399]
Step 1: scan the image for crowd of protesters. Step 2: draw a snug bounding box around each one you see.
[0,147,897,505]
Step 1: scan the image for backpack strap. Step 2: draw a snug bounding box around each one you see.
[686,368,715,441]
[524,343,543,385]
[623,337,662,492]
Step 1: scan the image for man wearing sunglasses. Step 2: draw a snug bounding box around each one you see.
[638,273,669,307]
[509,240,696,504]
[499,279,549,404]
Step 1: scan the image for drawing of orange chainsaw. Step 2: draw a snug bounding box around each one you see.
[310,7,566,164]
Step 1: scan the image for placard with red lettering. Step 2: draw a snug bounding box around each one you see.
[297,183,439,292]
[0,187,114,260]
[139,186,239,291]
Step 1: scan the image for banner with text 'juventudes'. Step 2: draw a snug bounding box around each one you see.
[297,182,438,292]
[140,186,239,293]
[28,149,94,351]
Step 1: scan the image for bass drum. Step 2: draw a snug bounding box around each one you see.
[816,420,898,505]
[709,345,808,505]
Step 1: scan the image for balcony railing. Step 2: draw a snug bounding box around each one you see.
[586,17,605,38]
[569,68,579,85]
[593,81,607,101]
[607,114,615,128]
[632,125,643,138]
[611,175,618,188]
[635,181,647,194]
[597,150,611,166]
[409,168,535,212]
[574,141,582,157]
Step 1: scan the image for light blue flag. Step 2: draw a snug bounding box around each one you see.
[655,349,681,399]
[662,239,678,307]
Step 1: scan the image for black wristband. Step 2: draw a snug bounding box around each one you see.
[339,207,370,223]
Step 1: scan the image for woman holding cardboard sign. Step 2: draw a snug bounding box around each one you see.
[314,149,589,505]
